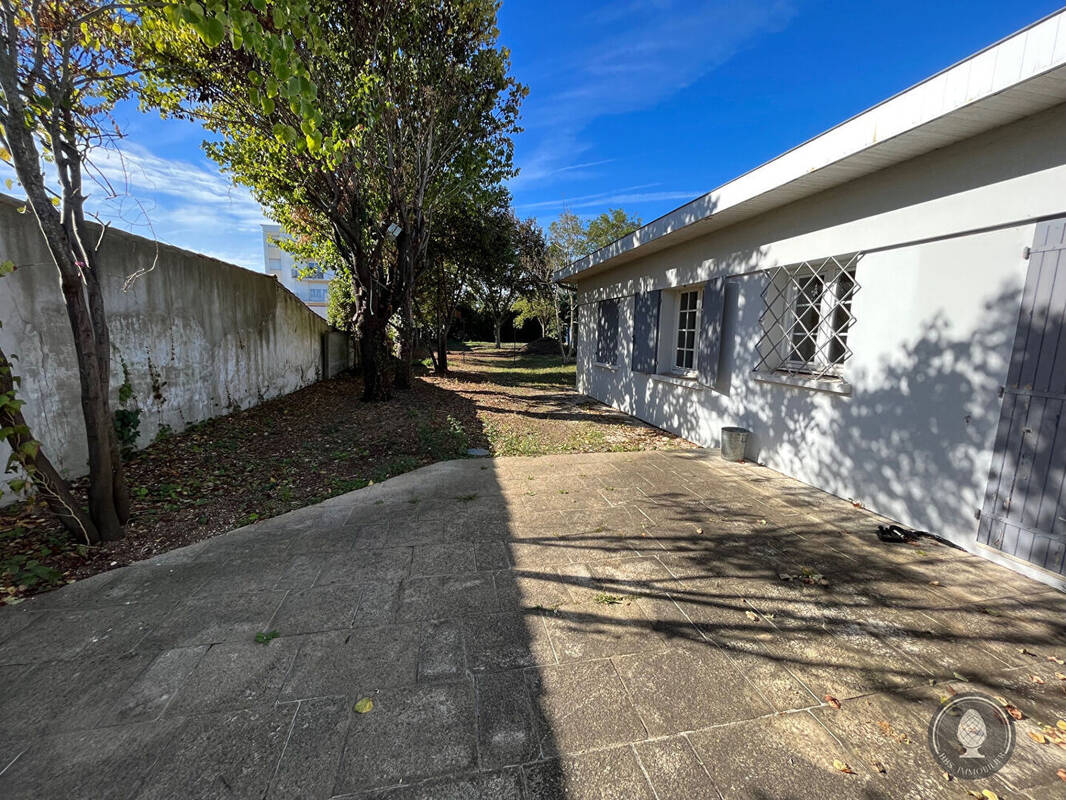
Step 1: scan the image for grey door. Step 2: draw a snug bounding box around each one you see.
[977,218,1066,574]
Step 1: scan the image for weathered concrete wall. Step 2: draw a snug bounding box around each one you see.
[575,102,1066,590]
[0,194,332,485]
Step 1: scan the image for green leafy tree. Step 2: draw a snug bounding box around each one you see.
[544,207,642,359]
[584,207,642,253]
[0,0,148,542]
[143,0,524,401]
[468,211,525,349]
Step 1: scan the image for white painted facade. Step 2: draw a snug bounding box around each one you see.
[563,12,1066,589]
[262,224,335,319]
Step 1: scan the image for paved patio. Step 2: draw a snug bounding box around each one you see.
[1,449,1065,799]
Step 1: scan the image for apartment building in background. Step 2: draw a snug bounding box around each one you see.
[261,224,334,319]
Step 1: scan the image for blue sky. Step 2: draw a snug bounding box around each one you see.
[3,0,1063,271]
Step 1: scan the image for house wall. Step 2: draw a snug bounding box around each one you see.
[574,101,1066,589]
[0,195,334,490]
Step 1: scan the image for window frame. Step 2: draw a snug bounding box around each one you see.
[671,288,701,377]
[755,254,859,382]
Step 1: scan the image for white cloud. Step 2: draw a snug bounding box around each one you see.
[0,143,270,271]
[512,0,796,189]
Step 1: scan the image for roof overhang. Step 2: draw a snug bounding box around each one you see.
[556,10,1066,284]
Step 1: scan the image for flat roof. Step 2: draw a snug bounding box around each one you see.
[556,9,1066,283]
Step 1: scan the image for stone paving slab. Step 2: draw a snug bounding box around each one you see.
[1,450,1065,798]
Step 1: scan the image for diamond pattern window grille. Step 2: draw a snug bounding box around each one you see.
[755,253,860,380]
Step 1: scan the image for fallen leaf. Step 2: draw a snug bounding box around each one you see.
[1031,674,1046,685]
[953,672,967,681]
[929,580,941,586]
[824,694,841,709]
[982,790,999,800]
[1029,731,1047,744]
[873,761,886,774]
[1019,647,1034,656]
[353,697,374,714]
[1058,720,1066,731]
[1058,768,1066,782]
[1005,704,1024,720]
[745,610,759,621]
[1048,655,1065,665]
[695,527,704,535]
[1056,672,1066,681]
[832,759,855,774]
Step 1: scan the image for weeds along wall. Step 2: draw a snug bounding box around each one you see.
[0,194,334,497]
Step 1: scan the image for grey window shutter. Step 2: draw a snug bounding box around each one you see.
[631,290,661,373]
[697,277,725,386]
[596,299,619,365]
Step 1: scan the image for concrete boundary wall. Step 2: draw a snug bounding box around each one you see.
[0,194,340,487]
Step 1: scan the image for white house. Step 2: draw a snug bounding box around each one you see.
[262,224,335,319]
[557,11,1066,589]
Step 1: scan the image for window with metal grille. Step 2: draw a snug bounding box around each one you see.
[755,254,859,380]
[674,289,700,371]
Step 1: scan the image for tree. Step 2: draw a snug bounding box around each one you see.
[544,207,643,360]
[510,218,552,340]
[584,207,642,252]
[143,0,524,401]
[468,211,524,349]
[0,0,145,542]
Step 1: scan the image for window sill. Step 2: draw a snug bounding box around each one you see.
[753,370,852,396]
[593,362,618,372]
[649,373,701,390]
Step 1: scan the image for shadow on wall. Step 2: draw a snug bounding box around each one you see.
[590,269,1036,550]
[742,285,1021,541]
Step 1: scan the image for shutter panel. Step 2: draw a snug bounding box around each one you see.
[596,298,619,365]
[697,277,725,386]
[631,290,661,373]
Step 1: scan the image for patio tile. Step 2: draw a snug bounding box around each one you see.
[688,711,877,800]
[168,639,297,713]
[137,706,296,799]
[138,590,288,649]
[346,769,524,799]
[334,681,477,793]
[463,611,556,671]
[525,659,645,756]
[105,645,208,723]
[0,719,181,800]
[614,645,773,735]
[396,572,497,621]
[315,547,413,587]
[267,697,350,799]
[268,584,363,635]
[634,736,720,800]
[411,543,476,575]
[0,652,155,736]
[417,619,465,682]
[279,625,420,701]
[524,746,656,800]
[475,669,540,769]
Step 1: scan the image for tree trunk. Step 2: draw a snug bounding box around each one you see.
[395,287,414,390]
[0,347,98,543]
[493,318,502,349]
[437,329,449,373]
[0,67,127,541]
[360,316,392,401]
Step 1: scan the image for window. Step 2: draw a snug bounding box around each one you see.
[674,289,700,372]
[595,299,619,366]
[756,254,859,379]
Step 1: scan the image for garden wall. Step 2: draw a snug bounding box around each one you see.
[0,194,341,494]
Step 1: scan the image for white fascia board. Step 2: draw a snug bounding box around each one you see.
[557,9,1066,283]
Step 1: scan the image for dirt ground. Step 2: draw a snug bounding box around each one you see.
[1,344,690,600]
